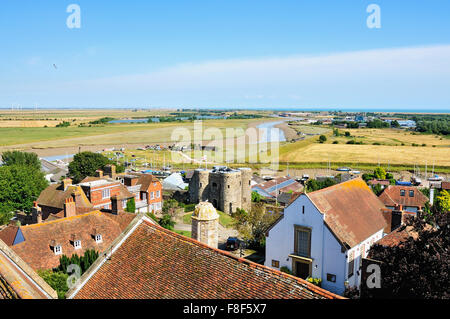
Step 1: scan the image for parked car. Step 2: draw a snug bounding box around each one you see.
[226,237,241,251]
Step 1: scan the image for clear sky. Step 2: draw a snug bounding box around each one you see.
[0,0,449,110]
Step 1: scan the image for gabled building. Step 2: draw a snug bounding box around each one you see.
[34,179,94,222]
[3,210,136,271]
[119,173,163,213]
[66,216,342,299]
[378,185,428,214]
[79,178,134,211]
[265,178,388,295]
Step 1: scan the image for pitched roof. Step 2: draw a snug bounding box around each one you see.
[0,226,19,246]
[10,211,136,271]
[376,226,417,248]
[136,174,160,192]
[0,239,57,299]
[71,219,342,299]
[253,177,303,197]
[378,185,428,208]
[307,178,387,248]
[37,184,93,211]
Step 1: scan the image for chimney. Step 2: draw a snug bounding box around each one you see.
[62,178,72,191]
[64,197,76,218]
[110,195,122,215]
[104,164,116,179]
[32,201,43,224]
[96,169,104,178]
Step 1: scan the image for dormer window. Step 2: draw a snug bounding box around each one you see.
[95,234,103,243]
[400,190,405,196]
[409,190,414,197]
[54,245,62,255]
[74,240,82,250]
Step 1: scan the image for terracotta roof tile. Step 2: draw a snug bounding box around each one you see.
[10,211,135,271]
[73,220,342,299]
[307,178,387,248]
[0,226,19,246]
[378,185,428,208]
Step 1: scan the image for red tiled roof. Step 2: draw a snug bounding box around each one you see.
[253,177,303,197]
[0,226,19,246]
[441,182,450,190]
[73,219,342,299]
[10,211,136,271]
[376,226,417,247]
[368,179,390,186]
[378,185,428,208]
[307,178,387,248]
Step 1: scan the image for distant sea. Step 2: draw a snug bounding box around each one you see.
[0,106,448,113]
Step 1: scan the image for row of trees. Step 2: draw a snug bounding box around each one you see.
[0,151,48,225]
[68,151,125,183]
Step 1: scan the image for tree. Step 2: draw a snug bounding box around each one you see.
[0,165,48,225]
[251,191,261,203]
[232,203,281,251]
[319,135,327,143]
[126,197,136,213]
[305,178,337,192]
[371,184,384,196]
[1,151,41,171]
[434,190,450,213]
[373,167,387,180]
[158,214,175,230]
[162,199,181,217]
[68,152,110,183]
[38,269,69,299]
[362,211,449,299]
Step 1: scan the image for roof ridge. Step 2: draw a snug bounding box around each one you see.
[141,220,343,299]
[21,210,103,229]
[307,177,366,195]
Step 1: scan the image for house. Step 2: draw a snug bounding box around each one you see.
[66,216,342,299]
[79,178,135,211]
[2,210,136,271]
[0,238,57,299]
[265,178,388,295]
[120,173,163,213]
[378,185,428,214]
[34,179,94,222]
[252,176,304,199]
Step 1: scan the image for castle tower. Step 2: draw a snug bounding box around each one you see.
[189,169,210,203]
[219,170,242,214]
[191,201,219,248]
[239,168,252,212]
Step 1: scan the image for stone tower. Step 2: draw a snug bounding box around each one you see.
[191,201,219,248]
[188,166,252,214]
[238,168,252,212]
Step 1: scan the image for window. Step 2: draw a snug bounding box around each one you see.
[294,226,311,257]
[74,240,81,250]
[400,190,405,197]
[156,191,160,198]
[54,245,62,255]
[271,260,280,268]
[348,259,354,278]
[122,200,127,208]
[327,273,336,283]
[150,192,155,200]
[302,206,305,214]
[95,234,103,243]
[213,182,217,188]
[409,190,414,197]
[102,188,110,199]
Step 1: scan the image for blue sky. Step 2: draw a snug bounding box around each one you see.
[0,0,449,110]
